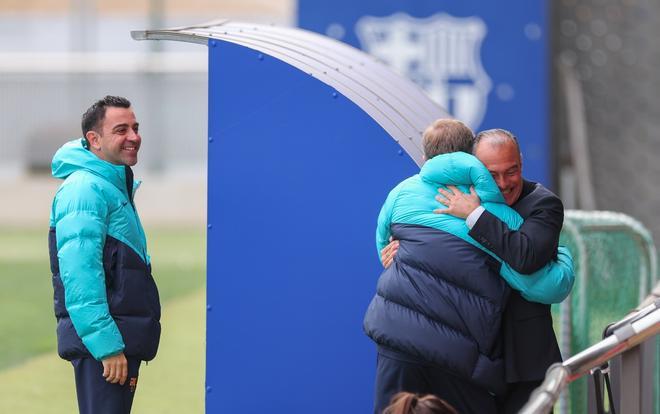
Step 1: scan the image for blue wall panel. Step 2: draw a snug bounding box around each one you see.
[299,0,551,187]
[205,40,417,413]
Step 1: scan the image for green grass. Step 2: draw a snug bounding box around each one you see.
[0,289,205,413]
[0,226,206,369]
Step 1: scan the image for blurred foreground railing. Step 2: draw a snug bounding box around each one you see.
[520,281,660,413]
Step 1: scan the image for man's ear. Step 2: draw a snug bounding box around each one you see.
[85,130,101,151]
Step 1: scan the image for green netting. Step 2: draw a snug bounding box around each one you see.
[554,210,658,414]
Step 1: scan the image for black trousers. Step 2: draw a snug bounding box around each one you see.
[71,357,141,414]
[496,380,546,414]
[373,350,498,414]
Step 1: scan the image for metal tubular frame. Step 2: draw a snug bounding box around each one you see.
[131,19,449,166]
[520,286,660,413]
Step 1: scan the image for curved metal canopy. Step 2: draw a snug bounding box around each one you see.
[132,19,450,166]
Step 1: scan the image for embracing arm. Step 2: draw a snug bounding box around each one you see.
[427,156,572,300]
[376,182,403,255]
[425,153,564,274]
[472,190,574,303]
[469,192,564,274]
[499,246,575,304]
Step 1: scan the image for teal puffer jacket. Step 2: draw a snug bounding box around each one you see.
[49,139,160,361]
[377,152,574,304]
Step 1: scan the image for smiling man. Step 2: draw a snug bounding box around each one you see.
[48,96,161,414]
[435,129,565,413]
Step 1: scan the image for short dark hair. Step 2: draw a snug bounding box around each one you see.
[473,128,521,155]
[81,96,131,136]
[422,119,474,159]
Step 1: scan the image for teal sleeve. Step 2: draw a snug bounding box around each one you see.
[376,182,404,255]
[478,203,574,303]
[498,246,575,304]
[54,183,125,360]
[420,153,574,302]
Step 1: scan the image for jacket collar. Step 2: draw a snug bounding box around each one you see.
[51,138,137,197]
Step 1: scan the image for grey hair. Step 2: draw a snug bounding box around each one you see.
[473,128,521,154]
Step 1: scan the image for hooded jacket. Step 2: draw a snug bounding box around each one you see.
[48,138,161,361]
[364,152,573,394]
[376,152,574,304]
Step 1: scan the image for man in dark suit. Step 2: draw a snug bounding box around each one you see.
[435,128,563,413]
[381,128,564,413]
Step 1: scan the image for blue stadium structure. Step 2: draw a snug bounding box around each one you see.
[133,20,448,413]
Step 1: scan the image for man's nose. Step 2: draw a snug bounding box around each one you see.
[128,130,140,141]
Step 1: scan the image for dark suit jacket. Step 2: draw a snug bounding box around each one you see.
[468,180,563,383]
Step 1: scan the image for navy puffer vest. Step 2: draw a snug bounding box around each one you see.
[364,224,510,394]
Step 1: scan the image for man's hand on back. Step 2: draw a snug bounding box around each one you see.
[102,352,128,385]
[434,185,481,219]
[380,240,399,268]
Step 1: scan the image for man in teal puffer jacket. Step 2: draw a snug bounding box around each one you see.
[48,96,160,414]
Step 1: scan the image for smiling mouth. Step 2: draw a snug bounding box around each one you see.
[122,146,138,152]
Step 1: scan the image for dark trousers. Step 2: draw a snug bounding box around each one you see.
[496,380,546,414]
[71,357,141,414]
[374,351,498,414]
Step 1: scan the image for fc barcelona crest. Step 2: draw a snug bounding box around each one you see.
[356,12,492,129]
